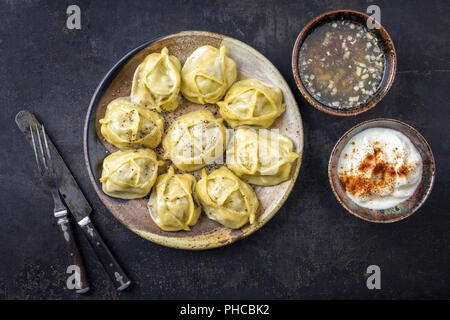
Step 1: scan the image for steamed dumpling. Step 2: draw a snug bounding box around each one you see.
[226,128,299,186]
[100,149,161,199]
[148,166,200,231]
[195,166,258,229]
[181,45,237,104]
[162,110,227,172]
[217,79,285,128]
[99,97,164,149]
[131,47,181,112]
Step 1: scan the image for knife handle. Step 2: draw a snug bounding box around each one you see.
[56,215,90,294]
[78,217,131,291]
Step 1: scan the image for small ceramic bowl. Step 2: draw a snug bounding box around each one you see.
[292,9,397,116]
[328,119,435,223]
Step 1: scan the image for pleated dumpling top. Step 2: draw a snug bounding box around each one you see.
[131,47,181,112]
[195,166,258,229]
[100,149,161,199]
[181,45,236,104]
[148,166,201,231]
[218,78,285,128]
[162,110,227,172]
[99,97,164,149]
[226,128,299,186]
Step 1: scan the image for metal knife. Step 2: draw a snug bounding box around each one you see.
[16,110,131,291]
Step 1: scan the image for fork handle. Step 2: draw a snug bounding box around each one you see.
[78,217,131,291]
[56,214,90,294]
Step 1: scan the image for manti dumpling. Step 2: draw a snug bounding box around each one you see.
[226,128,299,186]
[99,97,164,149]
[131,47,181,112]
[148,166,201,231]
[218,78,286,128]
[195,167,259,229]
[100,149,161,199]
[181,45,237,104]
[162,110,227,172]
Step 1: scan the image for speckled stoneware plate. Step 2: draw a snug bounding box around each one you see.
[328,118,435,223]
[84,31,304,249]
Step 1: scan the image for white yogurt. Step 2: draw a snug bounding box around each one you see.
[337,128,422,210]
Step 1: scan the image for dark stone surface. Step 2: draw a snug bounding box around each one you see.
[0,0,449,299]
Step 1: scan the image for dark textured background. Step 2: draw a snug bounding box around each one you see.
[0,0,449,299]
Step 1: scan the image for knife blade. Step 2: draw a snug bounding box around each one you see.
[15,110,131,291]
[15,111,92,223]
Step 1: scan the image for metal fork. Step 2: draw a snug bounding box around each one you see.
[30,124,90,294]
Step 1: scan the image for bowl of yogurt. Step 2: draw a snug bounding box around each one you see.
[328,119,435,222]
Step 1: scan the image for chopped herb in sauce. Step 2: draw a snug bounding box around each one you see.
[299,19,385,109]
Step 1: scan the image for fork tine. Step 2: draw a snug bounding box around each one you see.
[41,125,53,172]
[30,124,42,174]
[35,124,48,171]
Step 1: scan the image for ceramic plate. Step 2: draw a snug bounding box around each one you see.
[84,31,303,249]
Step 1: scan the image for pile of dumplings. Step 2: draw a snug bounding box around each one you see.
[99,45,299,231]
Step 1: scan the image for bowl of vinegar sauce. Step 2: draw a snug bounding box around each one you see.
[292,10,396,116]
